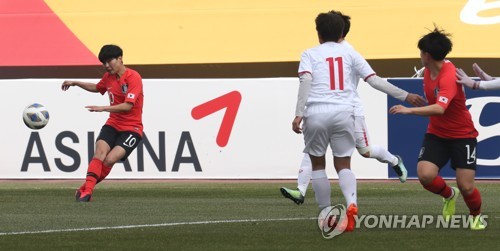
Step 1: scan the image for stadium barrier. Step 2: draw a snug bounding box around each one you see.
[2,78,498,179]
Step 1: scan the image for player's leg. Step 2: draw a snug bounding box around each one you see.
[334,157,358,232]
[302,111,333,209]
[354,116,407,182]
[331,112,357,231]
[310,154,330,209]
[297,153,312,196]
[79,132,141,202]
[456,168,484,230]
[280,153,310,205]
[451,138,484,230]
[76,139,111,202]
[417,134,458,219]
[101,131,142,182]
[76,125,116,201]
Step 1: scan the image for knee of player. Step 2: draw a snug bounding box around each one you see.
[356,146,371,158]
[93,151,107,161]
[417,172,435,185]
[458,184,475,196]
[103,157,119,168]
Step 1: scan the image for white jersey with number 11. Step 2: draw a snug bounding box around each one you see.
[298,41,375,107]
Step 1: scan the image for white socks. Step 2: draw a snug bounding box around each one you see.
[369,145,398,166]
[311,169,331,209]
[297,154,312,196]
[338,169,357,206]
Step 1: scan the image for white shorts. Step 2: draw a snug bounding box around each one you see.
[303,104,355,157]
[354,116,371,149]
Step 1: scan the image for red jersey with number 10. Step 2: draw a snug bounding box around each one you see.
[423,61,477,139]
[96,68,144,136]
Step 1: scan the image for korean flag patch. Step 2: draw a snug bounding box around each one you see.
[127,93,135,99]
[438,96,448,104]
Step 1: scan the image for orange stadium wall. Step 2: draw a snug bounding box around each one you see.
[2,0,500,67]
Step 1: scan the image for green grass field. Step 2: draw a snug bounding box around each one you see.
[0,180,498,250]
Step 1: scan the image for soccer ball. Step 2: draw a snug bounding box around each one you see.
[23,103,49,130]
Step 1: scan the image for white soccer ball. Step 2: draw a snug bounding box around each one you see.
[23,103,49,130]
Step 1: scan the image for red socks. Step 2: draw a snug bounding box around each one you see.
[463,188,482,216]
[423,176,482,216]
[422,176,453,199]
[97,164,112,184]
[84,158,103,193]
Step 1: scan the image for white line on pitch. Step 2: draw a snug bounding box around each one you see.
[0,217,316,236]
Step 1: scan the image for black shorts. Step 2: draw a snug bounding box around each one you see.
[96,125,142,161]
[418,133,477,170]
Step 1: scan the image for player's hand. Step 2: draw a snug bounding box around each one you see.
[61,81,77,91]
[472,63,494,81]
[389,105,411,115]
[292,116,303,134]
[405,93,426,107]
[85,105,104,112]
[456,68,475,89]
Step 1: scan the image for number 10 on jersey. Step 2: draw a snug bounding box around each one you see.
[326,57,344,91]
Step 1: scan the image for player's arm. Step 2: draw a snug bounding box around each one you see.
[85,102,133,113]
[472,63,494,81]
[389,103,444,116]
[293,72,312,134]
[365,75,426,106]
[350,49,425,106]
[61,80,98,92]
[295,72,312,117]
[456,68,500,90]
[391,71,455,116]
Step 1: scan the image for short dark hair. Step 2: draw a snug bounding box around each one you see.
[328,10,351,38]
[417,26,452,61]
[98,44,123,64]
[315,12,344,42]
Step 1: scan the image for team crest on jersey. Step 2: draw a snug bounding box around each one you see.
[434,88,439,98]
[121,83,128,94]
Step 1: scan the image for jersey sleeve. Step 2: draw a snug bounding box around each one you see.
[436,68,457,110]
[124,72,143,105]
[298,50,312,76]
[95,75,108,95]
[350,49,376,81]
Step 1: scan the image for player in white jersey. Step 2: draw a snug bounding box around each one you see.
[282,11,425,208]
[289,11,425,232]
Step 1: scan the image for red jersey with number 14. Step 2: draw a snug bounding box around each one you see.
[96,68,144,136]
[423,60,477,139]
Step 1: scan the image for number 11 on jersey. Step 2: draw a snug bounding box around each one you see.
[326,57,344,90]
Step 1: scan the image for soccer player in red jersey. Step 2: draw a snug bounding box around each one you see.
[61,44,144,202]
[389,27,485,230]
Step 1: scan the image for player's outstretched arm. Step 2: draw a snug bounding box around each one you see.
[85,102,133,113]
[405,93,427,107]
[472,63,494,81]
[389,103,444,116]
[61,80,98,92]
[456,68,500,90]
[365,75,426,106]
